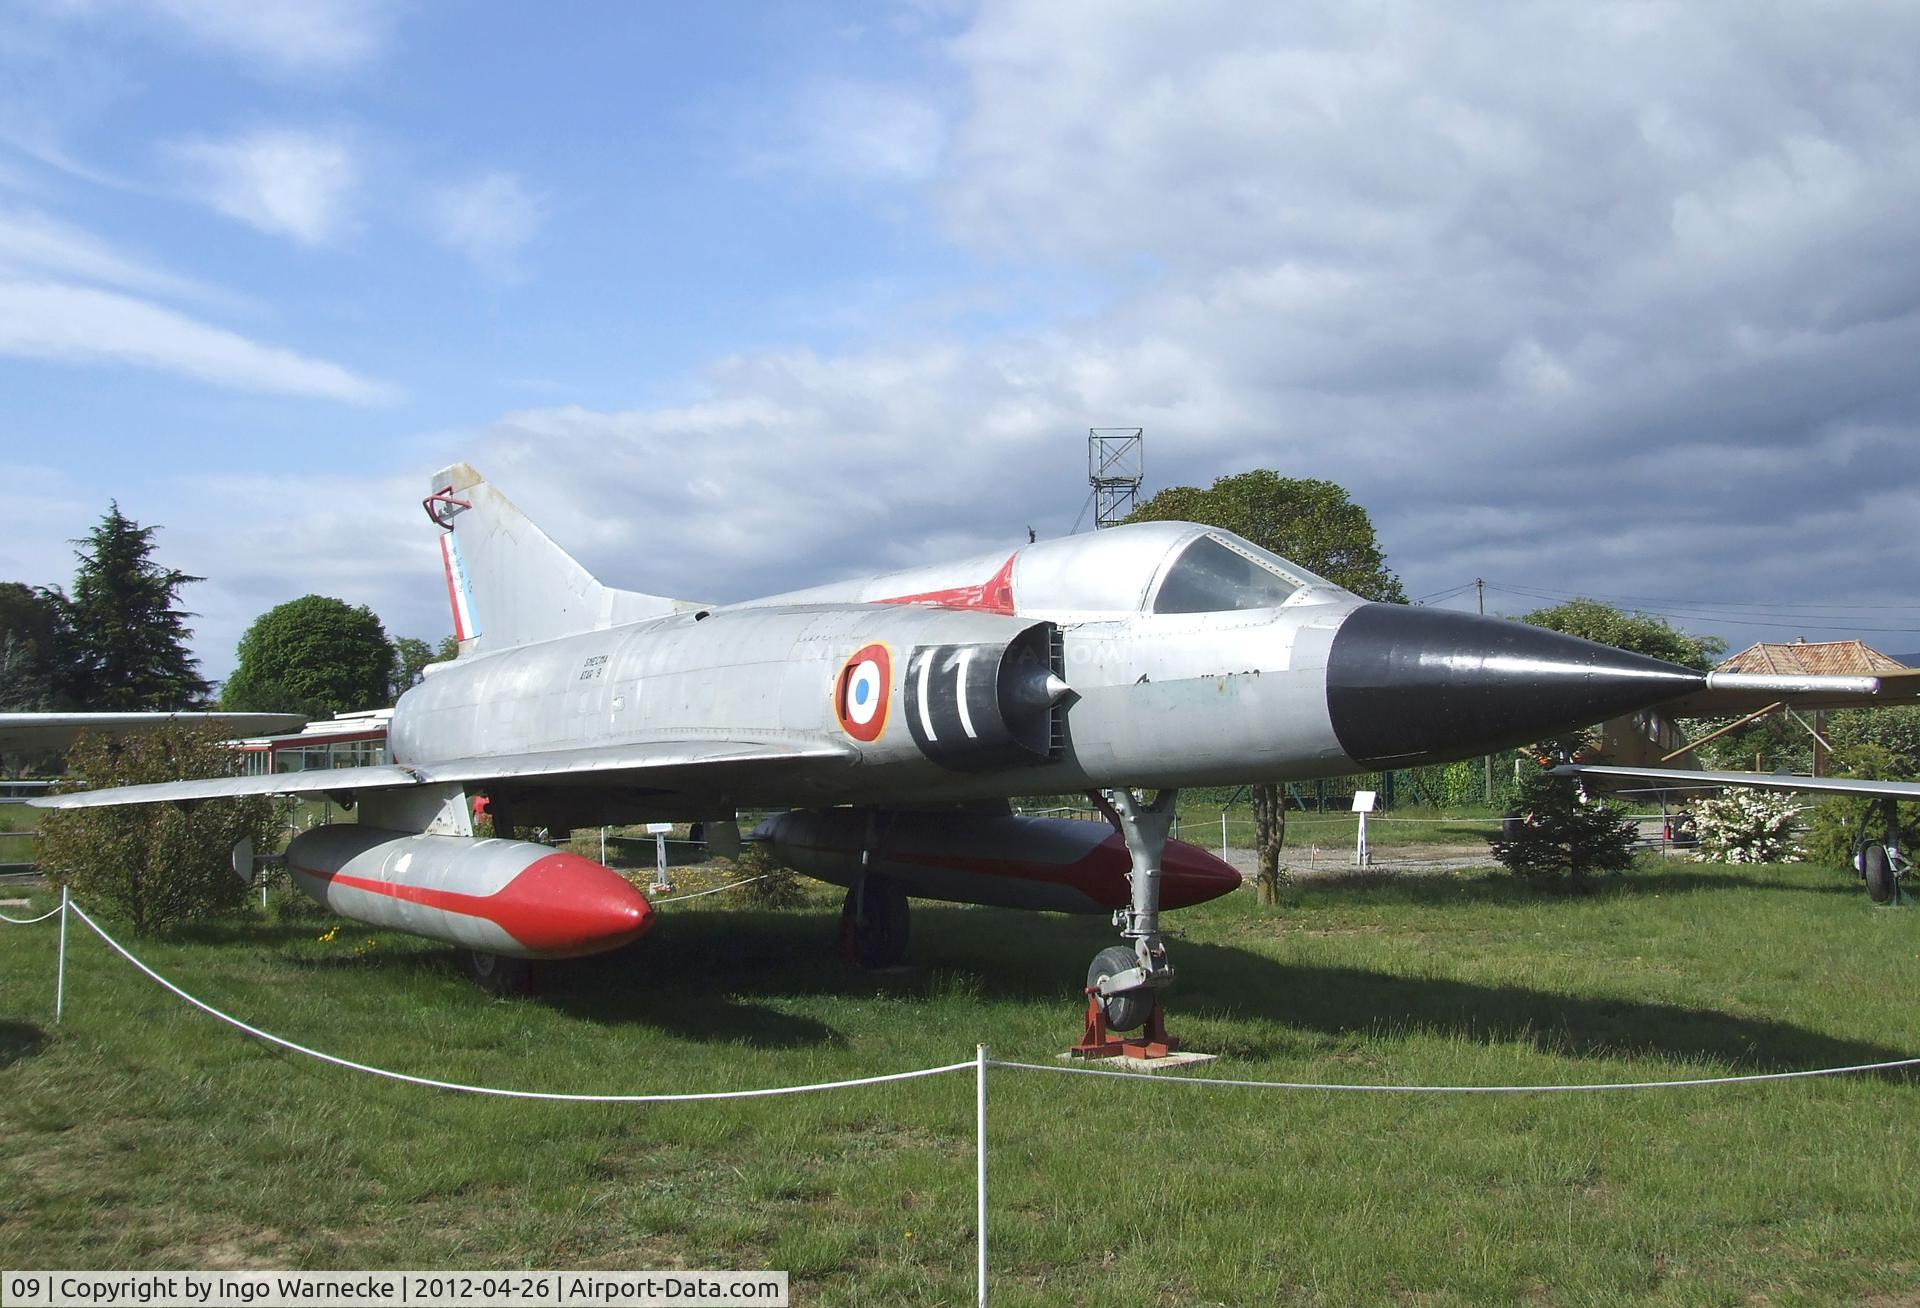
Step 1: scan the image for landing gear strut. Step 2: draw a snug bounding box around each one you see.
[840,874,910,968]
[1854,798,1910,906]
[1071,787,1182,1058]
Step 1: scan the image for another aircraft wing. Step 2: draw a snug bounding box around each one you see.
[29,739,855,810]
[0,711,307,755]
[1558,764,1920,801]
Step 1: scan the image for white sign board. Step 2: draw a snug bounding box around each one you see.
[645,822,674,834]
[1350,790,1378,813]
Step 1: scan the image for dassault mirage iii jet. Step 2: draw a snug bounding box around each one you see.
[32,464,1899,1022]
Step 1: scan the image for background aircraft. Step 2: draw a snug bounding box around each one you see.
[30,465,1903,1022]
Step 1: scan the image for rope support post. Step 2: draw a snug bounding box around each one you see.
[55,884,69,1023]
[976,1043,989,1308]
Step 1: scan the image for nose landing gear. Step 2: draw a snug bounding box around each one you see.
[1070,787,1186,1060]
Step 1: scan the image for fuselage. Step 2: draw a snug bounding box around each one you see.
[387,521,1707,824]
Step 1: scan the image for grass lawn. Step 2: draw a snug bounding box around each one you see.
[2,858,1917,1305]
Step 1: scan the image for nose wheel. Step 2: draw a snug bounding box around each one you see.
[1087,945,1152,1031]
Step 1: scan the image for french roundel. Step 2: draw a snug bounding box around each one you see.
[834,643,892,742]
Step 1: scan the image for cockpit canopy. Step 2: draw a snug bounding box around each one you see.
[748,520,1351,618]
[1148,531,1333,614]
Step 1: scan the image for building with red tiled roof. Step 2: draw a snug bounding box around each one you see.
[1715,639,1908,678]
[1711,640,1909,775]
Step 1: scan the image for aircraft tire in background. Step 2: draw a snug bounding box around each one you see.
[1088,944,1151,1032]
[465,949,534,994]
[840,877,909,969]
[1861,843,1895,904]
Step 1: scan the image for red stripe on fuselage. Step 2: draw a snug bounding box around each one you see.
[875,553,1017,615]
[293,852,652,955]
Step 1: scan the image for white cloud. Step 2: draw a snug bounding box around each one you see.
[0,206,218,302]
[165,127,358,244]
[426,171,544,277]
[749,80,947,183]
[379,2,1920,651]
[0,464,434,681]
[18,2,1920,672]
[38,0,394,74]
[0,280,395,402]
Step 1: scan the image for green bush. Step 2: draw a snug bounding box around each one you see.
[732,841,807,909]
[1803,742,1920,868]
[38,725,287,933]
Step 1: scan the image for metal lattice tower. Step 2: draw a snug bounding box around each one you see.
[1089,428,1144,529]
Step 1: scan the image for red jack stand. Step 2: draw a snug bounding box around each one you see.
[1069,987,1181,1060]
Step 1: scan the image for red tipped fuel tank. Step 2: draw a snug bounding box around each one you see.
[286,826,653,959]
[752,809,1243,914]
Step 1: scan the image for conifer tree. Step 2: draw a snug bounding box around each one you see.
[1488,740,1638,889]
[62,504,209,710]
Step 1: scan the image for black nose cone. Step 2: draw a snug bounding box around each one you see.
[1325,604,1705,767]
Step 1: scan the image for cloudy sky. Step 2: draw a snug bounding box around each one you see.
[3,0,1918,681]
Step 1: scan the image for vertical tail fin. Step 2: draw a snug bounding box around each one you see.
[426,463,704,655]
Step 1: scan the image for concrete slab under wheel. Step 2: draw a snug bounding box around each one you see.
[1056,1050,1219,1072]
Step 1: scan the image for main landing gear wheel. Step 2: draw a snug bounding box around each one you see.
[1088,945,1151,1032]
[1861,843,1896,905]
[465,948,533,995]
[840,876,909,969]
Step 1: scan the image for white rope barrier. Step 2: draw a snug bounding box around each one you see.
[649,875,769,904]
[989,1055,1920,1093]
[0,903,62,924]
[1264,814,1501,827]
[37,895,1920,1308]
[52,898,1920,1098]
[68,903,971,1103]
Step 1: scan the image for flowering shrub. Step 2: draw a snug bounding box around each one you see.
[1690,787,1803,864]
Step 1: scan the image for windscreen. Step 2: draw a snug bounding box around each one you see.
[1151,534,1324,614]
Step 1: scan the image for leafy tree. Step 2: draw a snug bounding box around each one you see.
[391,634,459,698]
[38,724,286,933]
[222,595,396,719]
[1487,741,1638,889]
[1827,705,1920,775]
[1128,470,1407,602]
[0,582,71,710]
[1128,470,1406,903]
[1694,708,1811,774]
[1518,598,1725,671]
[62,504,210,709]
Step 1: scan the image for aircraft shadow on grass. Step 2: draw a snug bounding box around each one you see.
[239,898,1916,1079]
[0,1018,48,1069]
[138,862,1898,1071]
